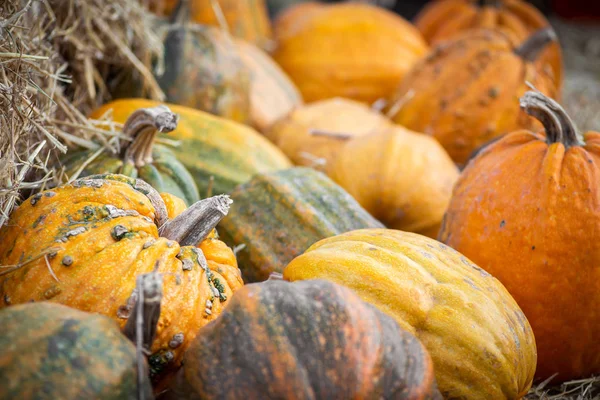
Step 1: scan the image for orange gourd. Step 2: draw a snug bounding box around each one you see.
[272,2,429,104]
[414,0,563,88]
[387,28,558,166]
[439,91,600,381]
[0,174,243,383]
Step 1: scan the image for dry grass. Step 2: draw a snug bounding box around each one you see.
[527,376,600,400]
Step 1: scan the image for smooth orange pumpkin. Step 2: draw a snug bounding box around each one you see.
[387,28,558,166]
[414,0,563,89]
[439,90,600,381]
[272,2,429,104]
[265,98,391,168]
[284,229,537,400]
[0,174,243,383]
[329,126,459,238]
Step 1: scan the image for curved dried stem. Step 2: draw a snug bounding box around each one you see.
[514,27,558,62]
[520,91,583,148]
[121,106,178,167]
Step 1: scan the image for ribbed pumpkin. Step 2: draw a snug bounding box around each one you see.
[0,302,152,400]
[90,99,292,197]
[265,97,391,168]
[328,126,459,238]
[284,229,537,400]
[0,174,243,383]
[272,1,322,38]
[165,279,442,400]
[235,38,303,133]
[154,1,251,123]
[386,28,558,166]
[64,105,199,206]
[218,167,384,283]
[414,0,563,89]
[272,2,429,103]
[439,91,600,381]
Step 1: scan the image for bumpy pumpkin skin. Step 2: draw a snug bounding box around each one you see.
[387,29,557,166]
[265,97,391,168]
[218,167,384,283]
[439,92,600,381]
[272,2,429,103]
[235,38,303,133]
[414,0,563,89]
[0,175,243,382]
[284,229,537,400]
[0,302,152,400]
[166,279,442,400]
[329,126,459,238]
[90,99,292,196]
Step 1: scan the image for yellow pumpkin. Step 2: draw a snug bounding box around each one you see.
[272,2,429,103]
[284,229,537,400]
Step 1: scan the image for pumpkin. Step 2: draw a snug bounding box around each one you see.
[272,2,429,103]
[64,105,199,206]
[284,229,537,400]
[271,1,323,38]
[414,0,563,89]
[386,28,559,166]
[90,99,292,197]
[328,125,459,238]
[265,97,391,168]
[439,90,600,381]
[218,167,384,283]
[164,279,442,400]
[153,1,251,123]
[0,302,152,399]
[0,174,243,383]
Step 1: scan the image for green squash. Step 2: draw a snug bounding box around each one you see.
[64,105,199,205]
[0,302,152,399]
[218,167,384,282]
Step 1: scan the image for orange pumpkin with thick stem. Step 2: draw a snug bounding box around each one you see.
[414,0,563,89]
[272,2,429,104]
[439,90,600,381]
[387,28,558,166]
[0,174,243,384]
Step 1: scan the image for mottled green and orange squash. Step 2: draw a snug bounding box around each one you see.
[414,0,563,90]
[235,38,303,133]
[439,91,600,381]
[64,105,199,205]
[386,28,559,166]
[165,279,442,400]
[0,302,152,400]
[90,99,292,196]
[218,167,384,283]
[272,2,429,103]
[284,229,537,400]
[0,174,243,383]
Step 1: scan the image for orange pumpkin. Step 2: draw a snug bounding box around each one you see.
[272,2,429,104]
[439,90,600,381]
[387,28,558,166]
[414,0,563,89]
[0,174,243,383]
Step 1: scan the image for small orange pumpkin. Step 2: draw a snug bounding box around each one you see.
[414,0,563,88]
[272,2,429,104]
[387,28,558,166]
[439,90,600,381]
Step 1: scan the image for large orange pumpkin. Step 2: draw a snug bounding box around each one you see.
[272,2,429,104]
[414,0,563,89]
[439,90,600,381]
[0,174,243,383]
[386,28,558,166]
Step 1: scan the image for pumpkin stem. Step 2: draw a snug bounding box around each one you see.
[121,106,178,169]
[514,27,557,62]
[170,0,191,24]
[122,271,163,400]
[309,129,353,140]
[159,195,232,246]
[478,0,501,7]
[519,90,583,147]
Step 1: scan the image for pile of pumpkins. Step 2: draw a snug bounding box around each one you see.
[1,0,599,399]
